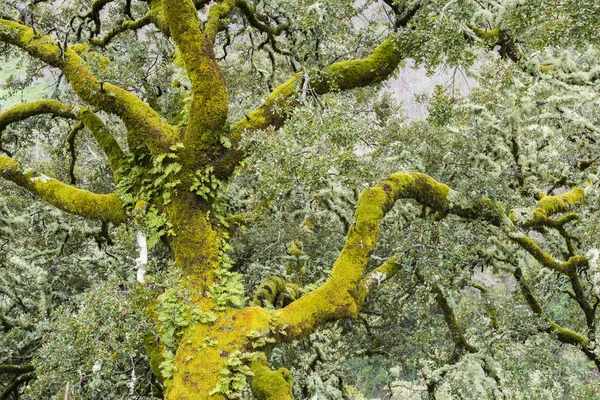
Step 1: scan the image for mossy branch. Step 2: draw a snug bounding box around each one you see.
[253,276,301,309]
[217,36,407,178]
[163,0,228,162]
[205,0,236,43]
[249,355,293,400]
[0,100,77,135]
[356,255,401,304]
[272,172,502,340]
[513,266,592,350]
[0,155,127,223]
[0,19,178,155]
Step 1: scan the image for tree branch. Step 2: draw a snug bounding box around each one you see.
[0,19,178,154]
[272,172,503,339]
[0,155,127,223]
[216,36,408,178]
[163,0,228,163]
[249,354,293,400]
[0,100,77,134]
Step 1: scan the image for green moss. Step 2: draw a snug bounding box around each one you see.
[164,307,271,400]
[313,36,402,93]
[0,100,76,133]
[250,355,293,400]
[534,187,585,220]
[471,27,501,41]
[0,155,127,223]
[253,277,300,309]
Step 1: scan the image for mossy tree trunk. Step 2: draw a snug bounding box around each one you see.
[1,1,598,398]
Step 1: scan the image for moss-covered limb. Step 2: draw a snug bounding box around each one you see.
[235,0,288,36]
[0,155,127,223]
[471,283,499,330]
[75,108,125,173]
[511,187,586,231]
[271,172,504,340]
[0,100,77,134]
[311,36,403,94]
[212,72,302,178]
[205,0,236,43]
[218,36,408,179]
[416,269,478,355]
[253,277,301,309]
[356,256,401,304]
[163,0,228,162]
[250,355,293,400]
[0,19,178,155]
[507,232,588,275]
[513,266,590,349]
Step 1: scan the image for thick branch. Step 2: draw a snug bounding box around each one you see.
[163,0,228,161]
[250,355,293,400]
[272,172,502,339]
[0,155,127,223]
[0,19,178,154]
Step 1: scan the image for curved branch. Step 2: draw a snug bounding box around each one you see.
[216,36,408,178]
[0,155,127,223]
[0,101,124,174]
[75,107,124,173]
[356,255,401,304]
[253,276,301,309]
[0,19,178,154]
[89,11,156,47]
[272,172,502,339]
[0,100,77,134]
[235,0,288,36]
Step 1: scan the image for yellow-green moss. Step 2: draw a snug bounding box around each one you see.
[313,36,402,93]
[534,187,585,220]
[250,356,293,400]
[164,307,271,400]
[0,100,76,133]
[0,155,127,223]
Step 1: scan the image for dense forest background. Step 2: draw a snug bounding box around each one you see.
[1,0,600,399]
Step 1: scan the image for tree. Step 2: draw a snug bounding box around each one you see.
[1,0,599,399]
